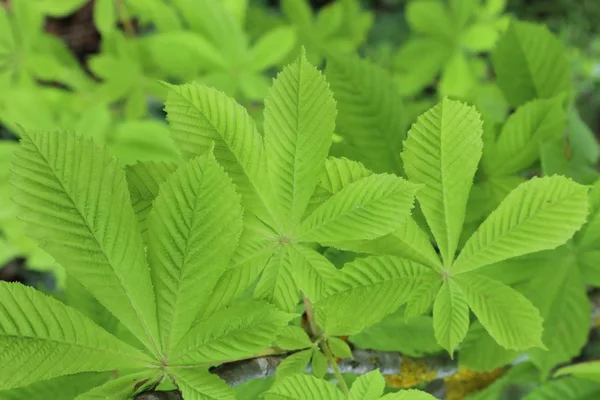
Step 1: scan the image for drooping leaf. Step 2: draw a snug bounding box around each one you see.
[0,282,152,390]
[401,98,483,266]
[276,349,313,379]
[146,151,243,354]
[171,368,235,400]
[76,371,161,400]
[298,174,419,243]
[311,348,328,378]
[314,256,431,336]
[349,369,385,400]
[492,20,571,107]
[326,53,406,174]
[11,130,161,355]
[433,279,469,355]
[170,301,291,366]
[264,374,346,400]
[263,50,336,231]
[452,176,589,273]
[454,273,545,351]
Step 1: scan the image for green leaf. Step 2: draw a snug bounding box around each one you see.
[289,244,337,303]
[576,180,600,249]
[170,301,291,365]
[406,0,454,38]
[314,256,432,336]
[93,0,116,36]
[254,246,300,312]
[76,371,161,400]
[325,53,406,174]
[401,98,483,266]
[380,389,437,399]
[454,273,545,351]
[459,321,518,371]
[404,274,442,318]
[555,362,600,382]
[109,120,182,165]
[350,314,440,357]
[164,83,276,226]
[0,373,110,400]
[349,369,385,400]
[33,0,88,17]
[486,98,567,176]
[249,26,296,71]
[328,337,352,360]
[264,374,346,400]
[276,325,313,351]
[146,152,243,354]
[524,377,600,400]
[263,51,336,231]
[325,217,442,270]
[492,20,571,107]
[125,161,178,233]
[452,176,589,273]
[298,174,419,242]
[0,282,151,390]
[433,279,469,355]
[172,368,235,400]
[311,348,328,378]
[11,130,161,355]
[524,254,590,377]
[276,349,313,379]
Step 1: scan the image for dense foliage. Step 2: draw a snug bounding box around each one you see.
[1,0,600,399]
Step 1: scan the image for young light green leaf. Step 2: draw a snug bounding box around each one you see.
[433,279,469,355]
[125,161,178,232]
[454,273,545,351]
[171,368,235,400]
[452,176,589,274]
[164,83,276,226]
[276,349,313,379]
[170,301,292,365]
[492,20,571,107]
[487,98,567,176]
[263,50,336,231]
[401,98,483,266]
[275,326,313,351]
[404,274,442,318]
[314,256,432,336]
[555,362,600,382]
[254,247,300,312]
[76,370,161,400]
[349,369,385,400]
[146,152,243,354]
[264,374,346,400]
[298,174,419,243]
[0,373,111,400]
[289,244,337,303]
[248,26,296,71]
[311,348,328,378]
[576,179,600,249]
[328,337,353,360]
[0,282,152,390]
[326,53,406,174]
[11,130,161,355]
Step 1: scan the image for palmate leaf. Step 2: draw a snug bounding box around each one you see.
[314,255,433,336]
[404,273,443,318]
[433,279,469,355]
[492,20,571,107]
[454,273,544,351]
[401,98,483,266]
[0,282,152,390]
[171,369,234,400]
[326,53,406,174]
[146,151,243,354]
[169,301,292,366]
[254,246,300,312]
[288,244,338,303]
[125,161,177,232]
[11,130,161,355]
[264,374,346,400]
[263,49,337,232]
[298,174,420,243]
[486,97,567,176]
[452,176,589,274]
[164,82,277,226]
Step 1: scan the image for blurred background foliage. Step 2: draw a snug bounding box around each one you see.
[1,0,600,398]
